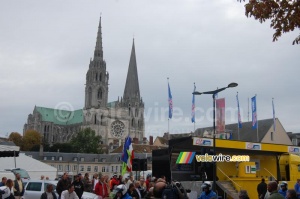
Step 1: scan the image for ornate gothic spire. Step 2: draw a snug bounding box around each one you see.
[94,16,103,59]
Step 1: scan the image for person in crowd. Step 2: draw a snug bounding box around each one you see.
[258,178,268,199]
[145,174,151,191]
[239,190,250,199]
[198,181,217,199]
[40,184,57,199]
[1,179,14,199]
[82,173,92,192]
[138,178,146,197]
[127,183,135,198]
[279,181,288,198]
[95,174,109,199]
[153,181,166,198]
[14,173,24,199]
[144,187,154,199]
[0,177,7,187]
[46,177,50,180]
[103,175,111,194]
[118,175,124,185]
[41,175,45,180]
[287,189,298,199]
[60,185,79,199]
[56,172,71,199]
[111,174,120,191]
[294,179,300,199]
[114,184,132,199]
[92,173,99,193]
[72,174,84,199]
[132,181,142,199]
[267,181,285,199]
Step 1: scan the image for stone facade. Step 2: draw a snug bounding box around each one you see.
[23,17,145,151]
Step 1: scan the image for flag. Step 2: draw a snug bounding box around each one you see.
[168,82,173,119]
[216,98,225,133]
[272,98,276,132]
[251,96,257,129]
[191,84,196,123]
[236,93,242,128]
[121,136,134,175]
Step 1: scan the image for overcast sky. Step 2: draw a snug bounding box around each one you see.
[0,0,299,139]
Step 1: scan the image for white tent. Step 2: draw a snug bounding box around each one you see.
[0,153,57,180]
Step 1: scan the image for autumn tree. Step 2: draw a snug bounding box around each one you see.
[70,128,102,154]
[22,130,41,151]
[8,132,23,147]
[240,0,300,44]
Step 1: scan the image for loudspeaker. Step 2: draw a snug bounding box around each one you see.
[132,158,140,171]
[140,159,147,171]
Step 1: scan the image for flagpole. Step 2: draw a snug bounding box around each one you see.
[248,97,249,122]
[256,94,259,143]
[167,77,170,140]
[273,98,276,134]
[237,92,240,140]
[193,82,196,132]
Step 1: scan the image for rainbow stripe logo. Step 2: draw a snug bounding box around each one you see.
[176,152,196,164]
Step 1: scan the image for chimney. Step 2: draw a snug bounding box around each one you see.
[149,136,153,145]
[133,138,138,144]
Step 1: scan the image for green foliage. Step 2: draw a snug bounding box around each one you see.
[22,130,41,151]
[8,132,23,147]
[240,0,300,44]
[70,128,103,154]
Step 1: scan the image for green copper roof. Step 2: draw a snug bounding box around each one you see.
[35,106,83,125]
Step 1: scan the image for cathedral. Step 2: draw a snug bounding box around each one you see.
[23,17,145,151]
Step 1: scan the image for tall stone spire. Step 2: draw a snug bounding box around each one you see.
[123,39,140,104]
[94,16,103,59]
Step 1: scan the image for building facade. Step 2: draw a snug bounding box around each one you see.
[23,17,145,150]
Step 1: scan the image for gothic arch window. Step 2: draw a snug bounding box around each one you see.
[100,115,103,125]
[94,114,97,125]
[47,125,50,132]
[95,73,98,81]
[98,88,103,99]
[99,73,102,82]
[138,120,140,128]
[44,125,47,133]
[88,87,92,107]
[131,118,134,127]
[135,109,138,117]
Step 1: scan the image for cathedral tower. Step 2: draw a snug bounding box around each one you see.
[84,17,109,109]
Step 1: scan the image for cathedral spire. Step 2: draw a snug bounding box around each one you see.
[123,39,140,102]
[94,16,103,59]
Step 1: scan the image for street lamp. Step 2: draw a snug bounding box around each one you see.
[193,82,238,192]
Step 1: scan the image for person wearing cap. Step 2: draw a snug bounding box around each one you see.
[72,174,84,199]
[279,181,288,198]
[198,181,217,199]
[114,184,132,199]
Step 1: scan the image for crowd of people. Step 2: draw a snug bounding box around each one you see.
[4,172,300,199]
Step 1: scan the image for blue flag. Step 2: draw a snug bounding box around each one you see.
[168,83,173,119]
[236,93,242,128]
[191,84,196,123]
[251,96,257,129]
[272,98,276,132]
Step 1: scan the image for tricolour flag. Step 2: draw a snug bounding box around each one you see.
[251,96,257,129]
[168,83,173,119]
[272,98,276,132]
[176,152,196,164]
[121,136,134,175]
[191,84,196,123]
[236,93,242,128]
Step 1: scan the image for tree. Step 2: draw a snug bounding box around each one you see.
[70,128,102,154]
[240,0,300,44]
[49,143,74,153]
[22,130,41,151]
[8,132,23,147]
